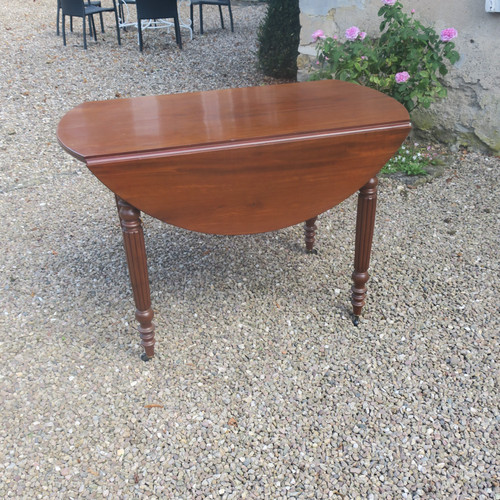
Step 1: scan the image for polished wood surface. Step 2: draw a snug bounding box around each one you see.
[57,81,411,359]
[304,216,318,253]
[58,80,410,235]
[116,196,155,359]
[352,177,378,324]
[58,80,409,159]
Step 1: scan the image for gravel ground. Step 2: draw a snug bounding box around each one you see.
[1,1,499,498]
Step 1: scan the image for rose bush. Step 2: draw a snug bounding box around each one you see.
[310,0,459,112]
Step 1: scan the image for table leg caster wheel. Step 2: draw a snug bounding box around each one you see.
[352,315,360,326]
[141,352,152,362]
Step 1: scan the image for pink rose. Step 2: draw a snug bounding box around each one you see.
[440,28,458,42]
[312,29,326,42]
[345,26,361,41]
[395,71,410,83]
[411,9,415,14]
[381,0,396,5]
[359,31,367,40]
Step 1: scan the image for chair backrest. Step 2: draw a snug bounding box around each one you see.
[60,0,85,17]
[136,0,178,20]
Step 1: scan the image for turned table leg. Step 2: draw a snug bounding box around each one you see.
[304,216,318,253]
[351,177,378,326]
[116,196,155,360]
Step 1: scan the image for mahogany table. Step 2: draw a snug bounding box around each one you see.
[57,80,411,360]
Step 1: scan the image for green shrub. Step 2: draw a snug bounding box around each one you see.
[381,141,441,175]
[310,0,459,112]
[257,0,300,80]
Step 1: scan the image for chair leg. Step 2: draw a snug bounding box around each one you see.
[113,6,121,45]
[99,12,105,33]
[62,14,67,45]
[90,15,97,40]
[174,17,182,49]
[70,16,73,32]
[119,1,128,32]
[88,16,92,36]
[219,5,224,29]
[189,3,194,34]
[199,4,204,35]
[83,16,88,49]
[228,3,234,32]
[138,20,144,51]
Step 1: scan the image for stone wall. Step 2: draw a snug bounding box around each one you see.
[298,0,500,153]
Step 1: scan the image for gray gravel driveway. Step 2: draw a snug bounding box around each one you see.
[0,1,498,498]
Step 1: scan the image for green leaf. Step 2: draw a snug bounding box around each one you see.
[437,87,447,98]
[308,2,461,114]
[449,51,460,64]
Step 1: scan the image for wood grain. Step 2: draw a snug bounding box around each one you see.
[57,81,412,357]
[58,80,410,161]
[351,178,378,320]
[58,80,410,235]
[116,196,155,359]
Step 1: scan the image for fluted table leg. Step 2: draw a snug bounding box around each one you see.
[116,195,155,360]
[304,216,318,253]
[351,177,378,325]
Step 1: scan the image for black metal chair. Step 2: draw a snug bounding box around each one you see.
[190,0,233,35]
[57,0,105,37]
[117,0,136,28]
[135,0,182,51]
[60,0,121,49]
